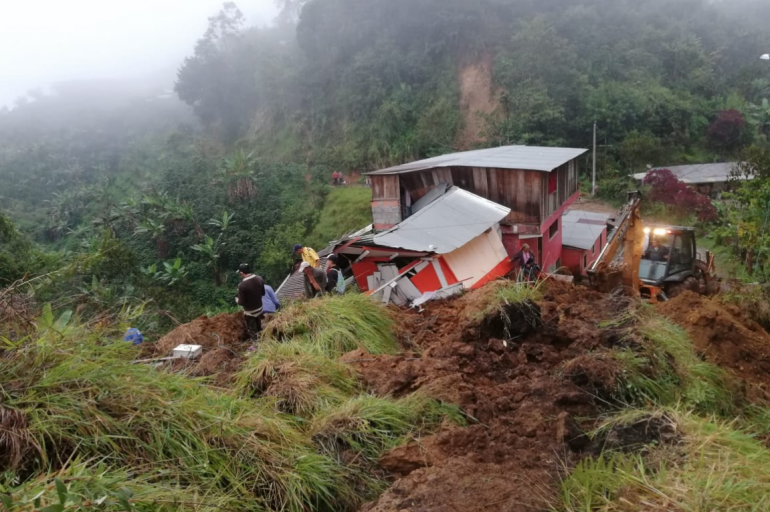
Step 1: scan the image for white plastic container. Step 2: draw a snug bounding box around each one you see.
[172,344,203,359]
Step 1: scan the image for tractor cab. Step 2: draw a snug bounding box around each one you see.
[639,225,700,296]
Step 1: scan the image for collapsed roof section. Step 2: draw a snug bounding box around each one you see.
[363,186,510,254]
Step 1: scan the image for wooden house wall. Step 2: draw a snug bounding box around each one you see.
[371,175,400,200]
[541,160,578,221]
[371,159,579,229]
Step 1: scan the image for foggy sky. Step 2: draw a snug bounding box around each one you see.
[0,0,279,107]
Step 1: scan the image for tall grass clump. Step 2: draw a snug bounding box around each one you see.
[309,394,465,466]
[611,308,734,416]
[557,408,770,512]
[0,461,244,511]
[0,321,360,512]
[262,293,398,355]
[467,280,545,322]
[235,339,360,415]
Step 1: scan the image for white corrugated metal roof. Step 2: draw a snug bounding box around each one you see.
[562,210,610,251]
[372,187,510,254]
[632,163,745,184]
[368,145,587,175]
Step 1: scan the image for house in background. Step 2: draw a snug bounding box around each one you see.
[366,145,588,272]
[334,186,513,305]
[561,210,611,276]
[632,162,747,198]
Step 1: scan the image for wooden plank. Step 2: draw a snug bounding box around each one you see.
[474,167,489,197]
[488,169,500,204]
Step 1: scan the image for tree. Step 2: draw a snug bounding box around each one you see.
[174,3,255,141]
[707,109,748,152]
[643,169,718,223]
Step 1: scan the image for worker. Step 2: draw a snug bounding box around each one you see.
[325,254,345,294]
[333,171,339,185]
[293,244,320,268]
[512,243,541,281]
[235,264,266,338]
[643,238,670,262]
[300,261,328,299]
[262,284,281,321]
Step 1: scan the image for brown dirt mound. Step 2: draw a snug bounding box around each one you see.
[659,291,770,388]
[354,281,624,512]
[154,312,248,356]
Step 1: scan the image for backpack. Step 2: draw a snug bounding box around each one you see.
[335,269,346,294]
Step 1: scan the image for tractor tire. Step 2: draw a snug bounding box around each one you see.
[667,277,700,299]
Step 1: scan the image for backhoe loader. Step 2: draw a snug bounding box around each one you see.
[587,191,718,301]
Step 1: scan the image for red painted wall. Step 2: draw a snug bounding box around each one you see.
[538,190,580,271]
[562,226,607,276]
[410,258,458,294]
[562,247,584,275]
[352,260,380,291]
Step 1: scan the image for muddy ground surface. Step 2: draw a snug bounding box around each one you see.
[143,282,770,511]
[349,282,622,512]
[660,291,770,397]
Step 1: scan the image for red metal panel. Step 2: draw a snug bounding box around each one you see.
[352,260,380,291]
[410,264,442,294]
[471,258,514,289]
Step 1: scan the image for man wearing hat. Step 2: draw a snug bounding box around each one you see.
[235,263,266,338]
[301,261,328,299]
[293,243,320,268]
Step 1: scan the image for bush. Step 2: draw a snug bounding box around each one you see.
[707,109,749,151]
[643,169,717,223]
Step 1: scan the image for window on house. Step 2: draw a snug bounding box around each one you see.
[583,254,587,269]
[592,241,596,256]
[549,219,559,240]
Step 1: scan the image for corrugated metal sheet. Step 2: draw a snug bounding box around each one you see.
[561,210,610,251]
[275,226,374,300]
[368,145,587,175]
[411,182,450,213]
[276,245,335,300]
[632,163,744,184]
[372,187,510,254]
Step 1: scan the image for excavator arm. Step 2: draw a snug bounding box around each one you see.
[587,191,645,294]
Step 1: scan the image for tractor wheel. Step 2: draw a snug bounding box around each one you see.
[667,277,700,299]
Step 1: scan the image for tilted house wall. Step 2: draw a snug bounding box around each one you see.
[367,145,587,272]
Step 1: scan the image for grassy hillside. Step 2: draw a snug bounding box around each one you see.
[306,187,372,249]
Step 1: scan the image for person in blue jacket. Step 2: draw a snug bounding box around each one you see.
[262,284,281,321]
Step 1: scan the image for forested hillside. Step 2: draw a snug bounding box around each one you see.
[178,0,770,170]
[2,0,770,326]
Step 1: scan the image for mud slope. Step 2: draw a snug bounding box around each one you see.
[351,282,621,512]
[660,291,770,388]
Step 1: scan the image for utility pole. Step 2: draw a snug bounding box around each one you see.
[592,121,597,197]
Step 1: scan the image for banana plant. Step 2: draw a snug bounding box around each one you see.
[191,235,225,286]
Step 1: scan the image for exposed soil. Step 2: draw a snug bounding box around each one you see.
[154,312,250,356]
[149,311,254,386]
[660,291,770,394]
[457,54,501,150]
[353,282,625,512]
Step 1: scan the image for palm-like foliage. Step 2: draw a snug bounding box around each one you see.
[216,150,259,203]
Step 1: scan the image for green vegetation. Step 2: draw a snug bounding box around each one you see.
[612,309,734,415]
[262,293,399,355]
[555,303,770,511]
[306,187,372,250]
[0,294,459,511]
[559,409,770,512]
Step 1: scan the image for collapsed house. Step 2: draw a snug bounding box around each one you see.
[367,144,587,272]
[334,186,513,305]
